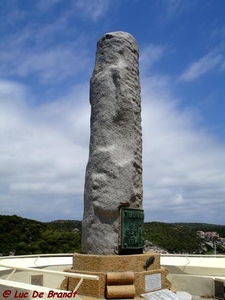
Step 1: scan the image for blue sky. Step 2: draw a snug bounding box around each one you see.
[0,0,225,224]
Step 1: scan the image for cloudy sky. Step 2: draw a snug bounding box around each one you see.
[0,0,225,224]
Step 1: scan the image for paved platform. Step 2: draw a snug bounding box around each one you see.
[76,292,216,300]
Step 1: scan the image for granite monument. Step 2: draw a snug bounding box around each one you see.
[82,31,143,255]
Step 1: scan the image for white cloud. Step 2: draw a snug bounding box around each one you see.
[0,80,29,103]
[1,20,225,225]
[0,40,90,84]
[0,9,92,85]
[74,0,110,21]
[141,73,225,223]
[0,80,90,220]
[163,0,183,17]
[210,24,225,40]
[173,193,184,205]
[1,50,225,223]
[139,45,165,74]
[38,0,63,11]
[179,50,223,81]
[153,0,196,25]
[15,47,89,84]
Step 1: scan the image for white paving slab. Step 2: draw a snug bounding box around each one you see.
[141,289,192,300]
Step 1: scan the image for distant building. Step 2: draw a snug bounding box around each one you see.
[196,231,205,239]
[217,237,225,245]
[204,232,219,241]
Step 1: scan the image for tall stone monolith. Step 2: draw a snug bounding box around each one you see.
[82,31,143,255]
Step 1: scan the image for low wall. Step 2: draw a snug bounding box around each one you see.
[161,255,225,297]
[0,254,73,289]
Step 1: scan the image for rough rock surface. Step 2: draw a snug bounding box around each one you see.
[82,31,143,255]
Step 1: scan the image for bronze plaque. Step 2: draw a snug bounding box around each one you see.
[120,207,144,249]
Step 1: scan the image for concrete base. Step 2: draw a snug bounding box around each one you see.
[60,253,172,298]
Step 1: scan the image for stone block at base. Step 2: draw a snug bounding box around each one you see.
[107,285,136,299]
[106,272,135,299]
[72,252,161,272]
[60,253,172,298]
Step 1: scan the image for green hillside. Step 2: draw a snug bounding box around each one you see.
[0,215,81,256]
[145,222,201,254]
[1,215,225,256]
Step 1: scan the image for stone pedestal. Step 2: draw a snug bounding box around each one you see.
[60,253,172,298]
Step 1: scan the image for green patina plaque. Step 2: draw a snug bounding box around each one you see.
[120,207,144,250]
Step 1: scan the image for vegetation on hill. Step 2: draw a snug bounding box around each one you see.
[0,215,81,256]
[145,222,202,254]
[1,215,225,256]
[46,220,81,232]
